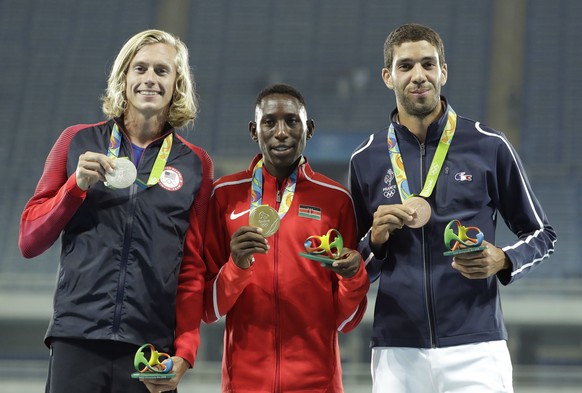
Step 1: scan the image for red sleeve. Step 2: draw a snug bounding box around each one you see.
[19,126,87,258]
[176,138,214,240]
[336,263,369,333]
[174,146,214,366]
[203,256,254,323]
[202,186,253,323]
[334,195,370,332]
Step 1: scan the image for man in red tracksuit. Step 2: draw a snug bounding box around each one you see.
[203,83,369,392]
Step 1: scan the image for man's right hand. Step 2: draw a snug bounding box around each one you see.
[371,204,415,247]
[75,152,115,191]
[230,226,270,269]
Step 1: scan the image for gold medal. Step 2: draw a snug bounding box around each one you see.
[403,196,432,228]
[249,205,280,237]
[105,158,137,189]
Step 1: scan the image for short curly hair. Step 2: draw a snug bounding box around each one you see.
[101,29,198,129]
[255,83,306,108]
[383,23,445,69]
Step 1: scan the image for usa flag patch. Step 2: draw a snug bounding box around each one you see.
[299,205,321,220]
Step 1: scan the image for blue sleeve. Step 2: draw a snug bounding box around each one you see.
[357,230,385,283]
[349,149,386,284]
[490,130,557,285]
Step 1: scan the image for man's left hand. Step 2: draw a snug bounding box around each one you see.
[451,240,511,279]
[326,248,362,278]
[141,356,189,393]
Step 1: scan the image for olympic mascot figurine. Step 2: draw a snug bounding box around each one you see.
[443,219,487,256]
[299,229,344,264]
[131,343,175,380]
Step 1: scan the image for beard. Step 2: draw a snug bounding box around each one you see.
[395,87,441,119]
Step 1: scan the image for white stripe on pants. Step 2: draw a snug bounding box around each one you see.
[371,340,514,393]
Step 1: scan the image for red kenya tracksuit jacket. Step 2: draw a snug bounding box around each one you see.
[203,154,369,393]
[19,118,213,366]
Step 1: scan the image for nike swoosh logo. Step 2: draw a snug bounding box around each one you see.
[230,209,250,220]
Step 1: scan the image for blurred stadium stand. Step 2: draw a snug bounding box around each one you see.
[1,0,581,391]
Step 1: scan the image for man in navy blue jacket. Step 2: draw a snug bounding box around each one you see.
[349,23,556,393]
[20,30,214,393]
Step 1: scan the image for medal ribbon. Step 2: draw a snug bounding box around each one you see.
[250,157,305,219]
[387,107,457,201]
[107,123,173,189]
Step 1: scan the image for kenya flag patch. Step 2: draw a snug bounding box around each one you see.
[299,205,321,220]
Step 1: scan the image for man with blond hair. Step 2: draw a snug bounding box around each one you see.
[19,29,213,393]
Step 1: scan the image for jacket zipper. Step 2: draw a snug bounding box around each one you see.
[112,136,140,337]
[112,182,138,337]
[274,183,282,392]
[419,142,437,348]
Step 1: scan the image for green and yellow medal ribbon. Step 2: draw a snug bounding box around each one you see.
[250,157,305,219]
[387,107,457,201]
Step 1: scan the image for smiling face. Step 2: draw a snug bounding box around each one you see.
[125,43,177,119]
[382,40,447,121]
[249,93,314,181]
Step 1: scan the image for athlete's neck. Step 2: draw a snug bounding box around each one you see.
[396,101,445,143]
[123,109,168,148]
[263,157,302,184]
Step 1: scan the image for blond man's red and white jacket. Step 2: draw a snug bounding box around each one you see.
[203,154,369,393]
[19,118,213,366]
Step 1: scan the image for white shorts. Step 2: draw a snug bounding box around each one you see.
[371,341,514,393]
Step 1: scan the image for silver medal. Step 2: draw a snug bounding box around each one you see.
[105,158,137,189]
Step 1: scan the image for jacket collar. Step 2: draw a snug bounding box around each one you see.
[112,117,174,145]
[248,154,313,180]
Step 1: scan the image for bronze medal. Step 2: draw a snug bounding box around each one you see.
[249,205,280,237]
[403,196,432,228]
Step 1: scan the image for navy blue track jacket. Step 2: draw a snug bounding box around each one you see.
[19,118,213,365]
[348,98,557,349]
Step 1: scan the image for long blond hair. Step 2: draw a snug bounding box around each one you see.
[101,29,198,129]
